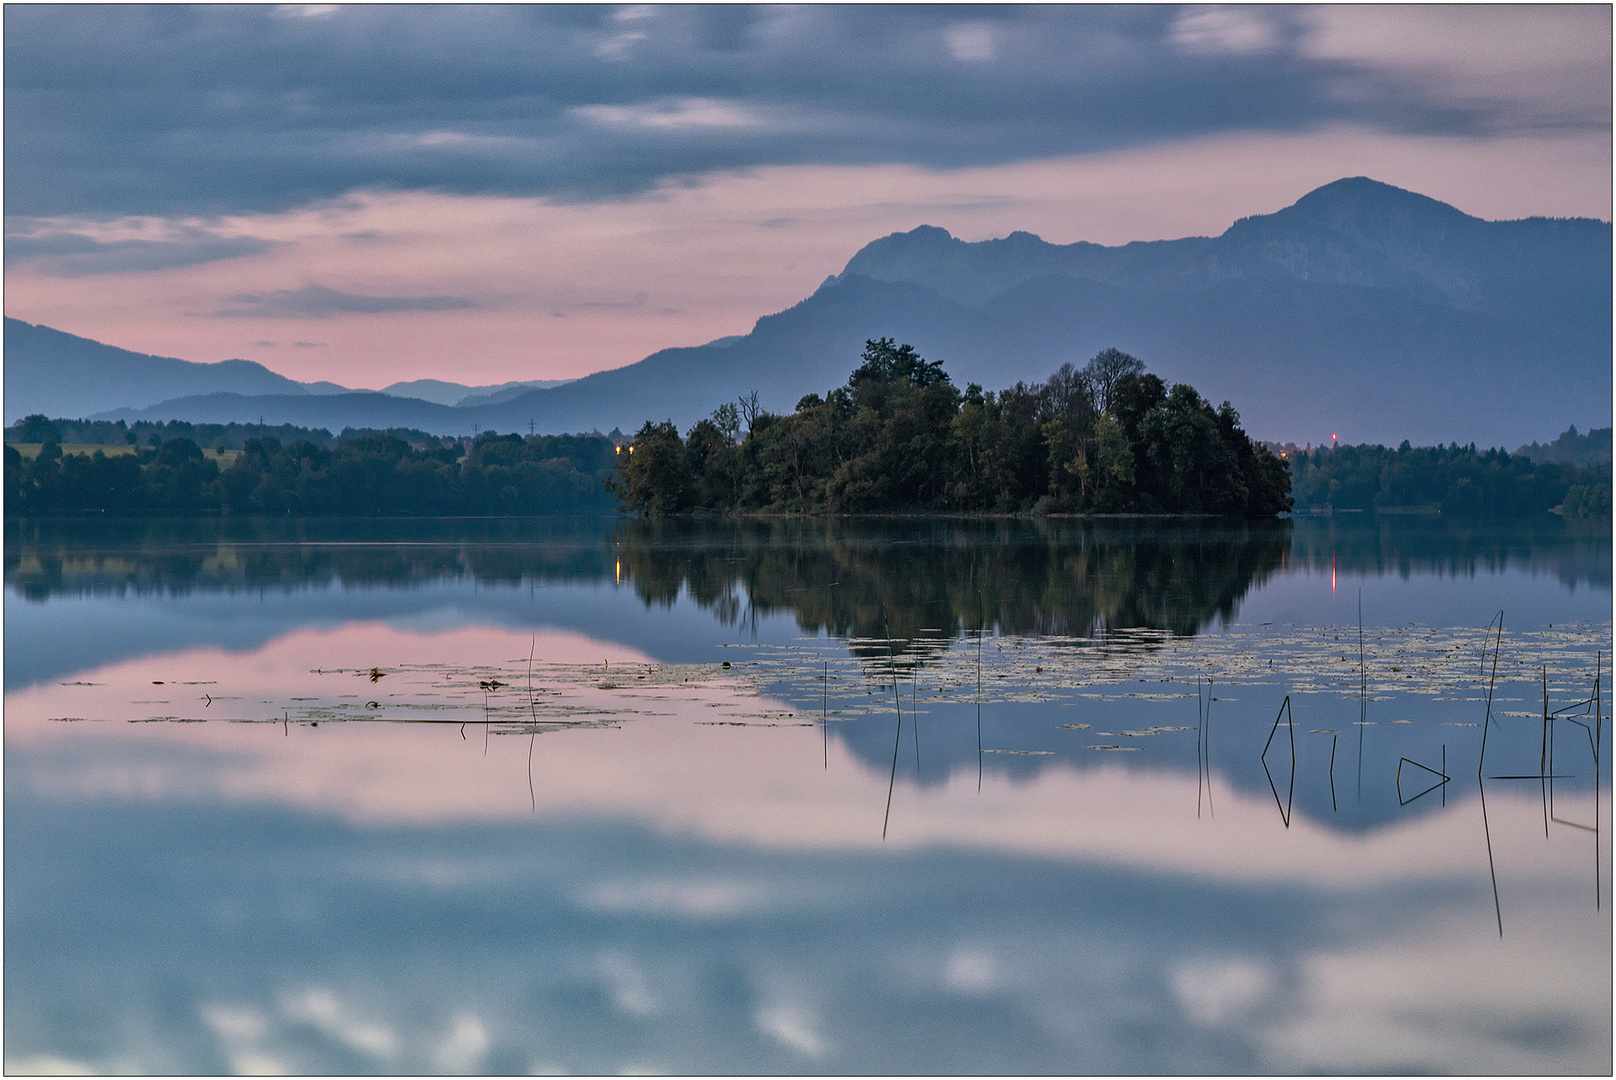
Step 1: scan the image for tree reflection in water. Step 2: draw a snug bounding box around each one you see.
[612,517,1290,656]
[6,514,1606,644]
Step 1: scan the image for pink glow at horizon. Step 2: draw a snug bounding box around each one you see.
[4,125,1609,389]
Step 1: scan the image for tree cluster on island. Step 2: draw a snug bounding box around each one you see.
[609,341,1293,518]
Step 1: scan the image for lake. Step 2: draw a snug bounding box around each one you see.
[5,513,1611,1074]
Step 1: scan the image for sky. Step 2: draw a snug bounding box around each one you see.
[4,4,1611,390]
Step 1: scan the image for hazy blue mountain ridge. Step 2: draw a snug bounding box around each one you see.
[19,177,1613,447]
[3,318,314,421]
[5,317,570,424]
[380,377,574,407]
[94,391,461,433]
[841,177,1607,312]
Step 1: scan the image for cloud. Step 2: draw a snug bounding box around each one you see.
[943,947,1000,994]
[1171,958,1277,1026]
[579,878,767,918]
[4,227,279,277]
[571,97,765,131]
[280,989,399,1064]
[431,1014,489,1074]
[1299,6,1611,131]
[5,5,1600,218]
[944,22,996,63]
[1170,7,1281,55]
[213,283,475,318]
[754,1002,827,1059]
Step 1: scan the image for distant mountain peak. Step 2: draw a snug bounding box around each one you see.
[1294,175,1463,213]
[1226,175,1479,244]
[840,224,962,272]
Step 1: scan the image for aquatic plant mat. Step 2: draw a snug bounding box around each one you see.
[51,620,1609,738]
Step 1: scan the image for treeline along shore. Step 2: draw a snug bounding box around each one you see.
[4,341,1609,520]
[5,425,618,516]
[1282,439,1611,519]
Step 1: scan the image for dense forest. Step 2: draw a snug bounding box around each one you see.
[4,428,617,515]
[1283,441,1610,518]
[609,341,1292,518]
[8,414,341,451]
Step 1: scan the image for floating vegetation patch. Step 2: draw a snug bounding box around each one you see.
[41,619,1609,764]
[696,721,814,728]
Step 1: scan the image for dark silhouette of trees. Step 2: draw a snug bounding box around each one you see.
[1287,441,1610,518]
[15,415,63,444]
[6,430,618,516]
[1082,347,1145,414]
[610,342,1293,519]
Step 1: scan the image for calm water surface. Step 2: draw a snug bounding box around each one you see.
[5,515,1611,1074]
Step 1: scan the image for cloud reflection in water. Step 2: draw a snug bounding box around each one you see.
[5,620,1610,1073]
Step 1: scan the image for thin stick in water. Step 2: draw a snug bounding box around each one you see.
[1480,778,1504,937]
[913,672,920,775]
[883,616,902,840]
[884,679,902,841]
[1197,677,1204,819]
[1357,590,1366,802]
[822,658,828,770]
[1330,733,1338,812]
[1205,677,1214,818]
[1477,611,1504,779]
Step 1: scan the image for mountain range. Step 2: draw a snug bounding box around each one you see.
[1,318,570,421]
[6,177,1610,447]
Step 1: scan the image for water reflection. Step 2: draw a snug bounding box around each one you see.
[6,621,1610,1073]
[5,516,614,600]
[5,515,1611,1074]
[1289,513,1612,590]
[9,515,1606,630]
[614,517,1291,650]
